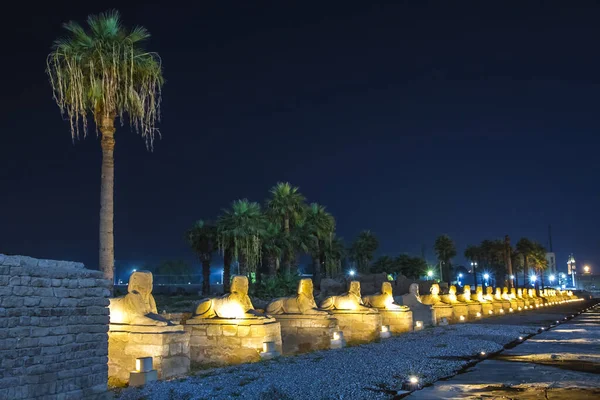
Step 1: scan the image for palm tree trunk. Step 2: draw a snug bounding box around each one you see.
[201,259,211,296]
[267,256,277,277]
[313,240,322,288]
[523,256,529,285]
[472,260,477,286]
[99,114,115,287]
[223,249,232,292]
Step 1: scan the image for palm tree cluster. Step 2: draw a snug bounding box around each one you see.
[370,254,427,279]
[187,182,347,293]
[464,238,548,288]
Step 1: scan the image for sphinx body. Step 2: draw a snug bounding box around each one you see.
[320,281,372,311]
[363,282,407,310]
[109,271,170,326]
[395,283,436,327]
[192,276,264,319]
[457,285,475,303]
[266,279,327,315]
[420,283,445,305]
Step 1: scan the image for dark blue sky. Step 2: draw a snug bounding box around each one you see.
[1,1,599,275]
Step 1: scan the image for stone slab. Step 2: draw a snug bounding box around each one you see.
[330,310,382,345]
[273,313,339,355]
[379,309,413,334]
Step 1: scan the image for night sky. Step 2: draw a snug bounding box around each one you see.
[1,1,599,276]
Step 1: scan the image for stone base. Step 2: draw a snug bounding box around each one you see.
[500,300,512,311]
[515,299,525,309]
[330,310,382,345]
[480,302,495,316]
[273,313,339,355]
[185,317,282,366]
[129,370,158,387]
[491,301,504,314]
[507,299,518,310]
[449,303,469,323]
[108,324,190,387]
[379,309,413,334]
[431,305,453,325]
[466,303,483,319]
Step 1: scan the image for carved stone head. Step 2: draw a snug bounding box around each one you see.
[518,288,523,297]
[476,286,483,295]
[486,286,493,295]
[463,285,472,300]
[502,287,509,294]
[230,275,249,295]
[430,283,440,296]
[349,281,361,297]
[528,289,534,297]
[128,271,153,296]
[511,288,516,296]
[381,282,393,296]
[449,285,457,295]
[298,278,314,297]
[409,283,420,296]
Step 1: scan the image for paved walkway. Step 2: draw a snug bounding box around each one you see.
[407,302,600,399]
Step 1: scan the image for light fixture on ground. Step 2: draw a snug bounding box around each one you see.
[479,351,486,358]
[518,336,523,341]
[380,325,391,339]
[129,357,158,387]
[459,315,465,321]
[260,341,280,360]
[499,309,504,314]
[488,310,493,315]
[414,321,423,331]
[476,312,482,318]
[509,308,513,313]
[403,375,421,391]
[331,331,345,349]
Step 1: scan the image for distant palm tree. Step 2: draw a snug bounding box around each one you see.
[266,182,306,274]
[261,222,285,277]
[464,245,481,285]
[434,235,456,283]
[217,199,266,276]
[187,220,217,296]
[349,230,379,273]
[529,242,548,291]
[304,203,335,287]
[47,10,164,283]
[516,238,535,287]
[323,235,346,277]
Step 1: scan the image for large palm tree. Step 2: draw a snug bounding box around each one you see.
[266,182,306,274]
[187,220,217,296]
[323,235,345,278]
[304,203,335,287]
[516,238,534,287]
[47,10,164,283]
[529,242,548,291]
[261,222,285,277]
[217,199,266,276]
[434,234,456,283]
[349,230,379,273]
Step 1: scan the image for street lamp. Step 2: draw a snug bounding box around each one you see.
[427,270,433,281]
[483,273,489,286]
[458,273,463,278]
[584,265,590,274]
[549,275,555,283]
[530,275,537,286]
[349,270,356,277]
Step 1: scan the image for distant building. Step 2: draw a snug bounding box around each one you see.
[567,254,577,287]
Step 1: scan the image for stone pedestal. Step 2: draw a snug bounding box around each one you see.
[514,298,525,309]
[330,310,382,345]
[448,303,469,322]
[465,302,483,319]
[431,304,453,325]
[489,300,504,314]
[480,302,495,316]
[185,318,282,367]
[507,298,518,310]
[379,309,413,334]
[395,295,436,327]
[273,313,339,355]
[108,324,190,387]
[500,300,512,311]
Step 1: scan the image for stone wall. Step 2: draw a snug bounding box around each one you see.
[0,254,110,400]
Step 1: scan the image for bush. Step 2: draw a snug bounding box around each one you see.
[251,274,301,299]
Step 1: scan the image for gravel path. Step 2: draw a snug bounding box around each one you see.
[114,323,538,400]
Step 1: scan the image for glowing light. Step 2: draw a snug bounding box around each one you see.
[409,376,419,384]
[135,359,141,372]
[483,273,490,280]
[530,275,537,282]
[381,325,390,333]
[500,309,504,314]
[518,336,523,340]
[509,308,513,313]
[333,331,341,341]
[415,321,423,328]
[518,306,522,311]
[458,273,463,278]
[488,310,493,315]
[349,270,355,276]
[132,269,137,272]
[476,312,481,318]
[561,273,566,278]
[480,351,486,356]
[584,265,590,273]
[549,275,555,282]
[459,315,465,321]
[218,302,246,319]
[427,270,433,277]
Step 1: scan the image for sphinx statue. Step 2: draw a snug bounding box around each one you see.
[320,281,372,311]
[457,285,476,303]
[502,287,510,300]
[475,286,488,303]
[363,282,407,310]
[192,275,265,319]
[441,285,464,304]
[485,286,495,301]
[266,278,327,315]
[109,271,170,326]
[420,283,444,305]
[395,283,436,327]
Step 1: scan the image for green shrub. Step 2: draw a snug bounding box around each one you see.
[251,274,301,299]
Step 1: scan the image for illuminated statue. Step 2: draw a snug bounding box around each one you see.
[502,287,511,300]
[192,275,264,319]
[475,286,489,302]
[266,278,327,315]
[494,287,503,301]
[320,281,372,311]
[510,288,517,298]
[420,283,444,305]
[442,285,465,304]
[458,285,475,302]
[485,286,495,301]
[109,271,170,326]
[363,282,407,310]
